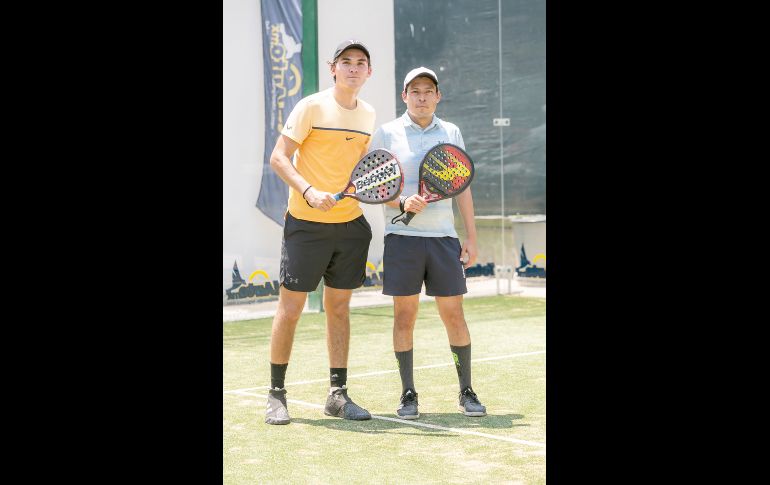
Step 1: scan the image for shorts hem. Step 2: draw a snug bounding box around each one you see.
[280,282,318,293]
[382,289,422,296]
[324,282,364,290]
[425,290,467,297]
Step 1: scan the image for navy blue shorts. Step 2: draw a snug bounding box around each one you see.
[382,234,467,297]
[279,212,372,292]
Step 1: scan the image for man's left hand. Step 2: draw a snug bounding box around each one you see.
[460,239,477,269]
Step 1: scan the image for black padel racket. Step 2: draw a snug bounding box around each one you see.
[333,149,404,204]
[392,143,475,224]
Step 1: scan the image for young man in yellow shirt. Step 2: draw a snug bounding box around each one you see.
[264,40,376,425]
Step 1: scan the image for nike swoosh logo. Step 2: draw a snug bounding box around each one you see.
[346,137,355,141]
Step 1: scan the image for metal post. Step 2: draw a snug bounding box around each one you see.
[303,0,321,312]
[498,0,505,270]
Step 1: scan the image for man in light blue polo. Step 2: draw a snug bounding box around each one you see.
[369,67,487,420]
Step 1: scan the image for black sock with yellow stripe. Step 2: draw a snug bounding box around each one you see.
[450,344,472,391]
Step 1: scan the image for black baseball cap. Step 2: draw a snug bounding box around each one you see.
[332,40,371,63]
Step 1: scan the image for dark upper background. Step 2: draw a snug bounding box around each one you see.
[394,0,546,216]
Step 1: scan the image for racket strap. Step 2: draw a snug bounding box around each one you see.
[399,195,407,213]
[391,211,408,224]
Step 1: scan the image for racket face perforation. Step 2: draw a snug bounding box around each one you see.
[418,144,474,201]
[344,149,404,204]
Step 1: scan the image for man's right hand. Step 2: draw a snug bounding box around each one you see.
[403,195,427,214]
[305,187,338,212]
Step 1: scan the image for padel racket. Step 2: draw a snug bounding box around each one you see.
[332,149,404,204]
[391,143,475,224]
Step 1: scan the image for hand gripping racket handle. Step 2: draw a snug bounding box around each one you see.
[391,211,416,225]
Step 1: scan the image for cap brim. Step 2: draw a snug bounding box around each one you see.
[335,44,370,60]
[404,73,438,90]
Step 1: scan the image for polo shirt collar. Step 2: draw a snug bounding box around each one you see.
[401,111,440,131]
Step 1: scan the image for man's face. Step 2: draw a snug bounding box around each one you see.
[331,48,371,88]
[402,77,441,117]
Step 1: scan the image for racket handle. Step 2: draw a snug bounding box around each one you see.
[332,192,344,201]
[391,211,416,225]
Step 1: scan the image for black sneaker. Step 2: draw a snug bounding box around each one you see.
[458,387,487,417]
[397,388,419,419]
[265,387,291,425]
[324,385,371,420]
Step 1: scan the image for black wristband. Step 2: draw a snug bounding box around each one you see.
[302,185,313,207]
[399,195,407,213]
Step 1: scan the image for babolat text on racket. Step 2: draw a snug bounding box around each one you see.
[333,149,404,204]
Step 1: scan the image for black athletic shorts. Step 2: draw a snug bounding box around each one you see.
[382,234,467,297]
[279,212,372,292]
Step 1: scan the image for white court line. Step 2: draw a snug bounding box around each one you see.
[223,350,545,394]
[232,390,545,448]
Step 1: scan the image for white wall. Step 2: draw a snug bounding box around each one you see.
[511,219,546,269]
[223,0,284,298]
[223,0,396,301]
[316,0,396,120]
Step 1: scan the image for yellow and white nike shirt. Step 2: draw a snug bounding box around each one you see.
[281,88,376,223]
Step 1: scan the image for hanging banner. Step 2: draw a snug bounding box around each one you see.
[256,0,303,227]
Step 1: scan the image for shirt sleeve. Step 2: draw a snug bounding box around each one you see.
[369,126,387,150]
[454,127,465,150]
[281,99,312,144]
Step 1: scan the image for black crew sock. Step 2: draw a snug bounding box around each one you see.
[395,349,415,393]
[270,362,288,390]
[330,368,347,388]
[450,343,472,391]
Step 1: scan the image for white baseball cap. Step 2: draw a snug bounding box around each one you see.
[403,66,439,92]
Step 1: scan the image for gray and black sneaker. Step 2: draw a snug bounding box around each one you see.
[324,385,371,420]
[458,387,487,417]
[397,388,419,419]
[265,387,291,425]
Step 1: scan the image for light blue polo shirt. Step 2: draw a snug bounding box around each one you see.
[370,111,465,238]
